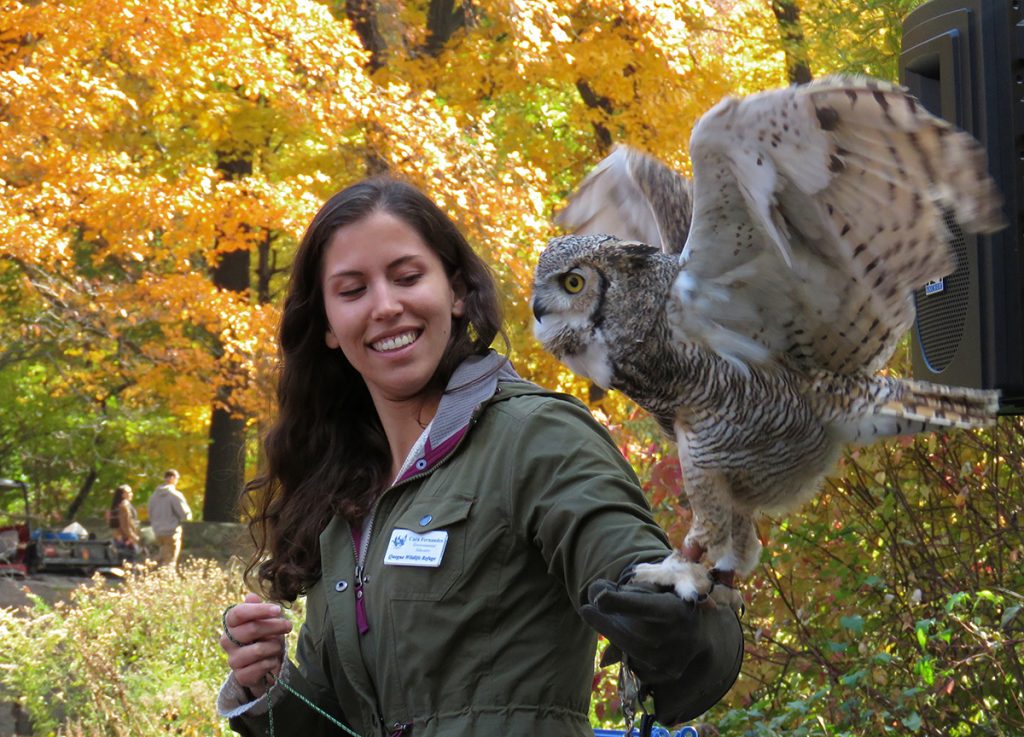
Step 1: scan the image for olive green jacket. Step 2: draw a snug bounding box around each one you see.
[225,355,670,737]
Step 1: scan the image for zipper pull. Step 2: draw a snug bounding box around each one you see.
[388,722,411,736]
[354,564,370,597]
[354,563,371,634]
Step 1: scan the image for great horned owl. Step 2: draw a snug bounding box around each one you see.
[531,76,1003,605]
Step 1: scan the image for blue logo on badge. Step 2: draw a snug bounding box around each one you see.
[394,534,406,548]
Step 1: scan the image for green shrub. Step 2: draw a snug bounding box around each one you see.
[0,558,285,737]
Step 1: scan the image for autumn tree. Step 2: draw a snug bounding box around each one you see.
[1,0,375,514]
[769,0,926,81]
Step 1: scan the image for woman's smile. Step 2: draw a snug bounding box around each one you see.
[370,329,422,353]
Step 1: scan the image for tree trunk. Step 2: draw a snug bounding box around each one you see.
[342,0,390,175]
[64,468,97,523]
[425,0,465,56]
[203,151,253,522]
[344,0,385,71]
[203,245,251,521]
[204,384,248,521]
[574,80,614,155]
[255,229,276,305]
[771,0,812,85]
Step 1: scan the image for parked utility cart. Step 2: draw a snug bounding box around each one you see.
[0,477,124,577]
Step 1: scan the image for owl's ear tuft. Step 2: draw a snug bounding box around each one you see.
[611,242,659,271]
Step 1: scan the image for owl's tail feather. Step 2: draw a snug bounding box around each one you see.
[878,379,999,431]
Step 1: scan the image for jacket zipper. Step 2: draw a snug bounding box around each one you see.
[349,413,480,635]
[352,508,375,635]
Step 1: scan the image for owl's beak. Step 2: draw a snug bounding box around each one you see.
[531,298,547,323]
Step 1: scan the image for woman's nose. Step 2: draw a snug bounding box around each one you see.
[370,285,402,319]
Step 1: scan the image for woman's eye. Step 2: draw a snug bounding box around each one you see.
[396,273,423,286]
[337,286,365,298]
[561,273,585,294]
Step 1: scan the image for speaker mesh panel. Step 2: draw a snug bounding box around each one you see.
[913,211,969,371]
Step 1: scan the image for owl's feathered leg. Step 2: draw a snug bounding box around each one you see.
[711,511,761,577]
[633,458,735,603]
[705,512,760,613]
[729,511,761,577]
[680,467,734,572]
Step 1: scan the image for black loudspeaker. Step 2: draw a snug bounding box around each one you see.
[900,0,1024,413]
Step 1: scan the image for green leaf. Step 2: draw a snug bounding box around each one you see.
[840,614,865,634]
[902,712,923,731]
[975,590,1000,605]
[784,698,810,713]
[945,591,969,612]
[914,619,933,649]
[840,669,867,686]
[915,657,936,686]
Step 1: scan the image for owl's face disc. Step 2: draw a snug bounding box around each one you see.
[531,235,619,388]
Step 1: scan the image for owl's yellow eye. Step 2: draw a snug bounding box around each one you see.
[561,273,585,294]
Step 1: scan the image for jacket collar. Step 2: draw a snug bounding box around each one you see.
[395,351,521,483]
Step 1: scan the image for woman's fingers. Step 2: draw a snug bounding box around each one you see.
[225,611,292,647]
[226,601,284,628]
[221,596,291,694]
[225,637,285,693]
[223,600,292,648]
[222,635,285,671]
[227,650,284,694]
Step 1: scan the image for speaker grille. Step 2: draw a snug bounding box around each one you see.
[913,212,969,372]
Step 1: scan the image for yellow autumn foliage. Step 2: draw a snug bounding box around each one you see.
[3,0,911,478]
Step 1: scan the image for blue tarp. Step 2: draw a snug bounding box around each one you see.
[30,529,81,541]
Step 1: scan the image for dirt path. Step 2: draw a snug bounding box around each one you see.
[0,572,104,610]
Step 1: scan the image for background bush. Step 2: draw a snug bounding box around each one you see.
[0,559,308,737]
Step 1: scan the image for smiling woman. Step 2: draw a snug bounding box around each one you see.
[215,178,742,737]
[321,210,465,434]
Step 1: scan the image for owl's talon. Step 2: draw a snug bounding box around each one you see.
[707,572,745,616]
[681,540,705,563]
[632,552,714,602]
[710,568,736,589]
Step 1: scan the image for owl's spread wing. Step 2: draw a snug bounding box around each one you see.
[554,145,693,255]
[675,75,1005,374]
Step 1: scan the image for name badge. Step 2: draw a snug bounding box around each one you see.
[383,528,448,567]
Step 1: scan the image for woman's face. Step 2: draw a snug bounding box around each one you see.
[321,210,465,407]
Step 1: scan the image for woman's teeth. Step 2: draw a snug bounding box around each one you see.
[373,331,418,352]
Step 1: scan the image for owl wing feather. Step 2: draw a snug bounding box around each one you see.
[674,75,1005,374]
[554,145,693,255]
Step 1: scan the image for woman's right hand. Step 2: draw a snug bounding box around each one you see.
[220,592,293,698]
